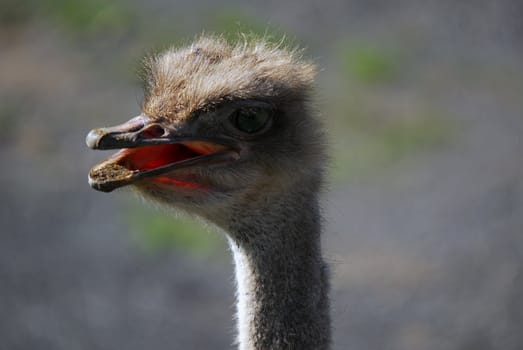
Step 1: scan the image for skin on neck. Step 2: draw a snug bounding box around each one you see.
[225,184,330,350]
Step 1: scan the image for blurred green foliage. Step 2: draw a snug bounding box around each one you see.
[329,110,453,182]
[127,203,223,256]
[41,0,134,37]
[326,39,453,182]
[325,79,454,183]
[340,44,398,84]
[1,0,134,37]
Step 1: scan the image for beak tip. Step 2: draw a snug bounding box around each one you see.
[88,175,116,193]
[86,129,103,149]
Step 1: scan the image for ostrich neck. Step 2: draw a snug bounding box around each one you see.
[227,189,330,350]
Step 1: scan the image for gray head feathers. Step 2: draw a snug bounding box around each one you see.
[141,36,317,121]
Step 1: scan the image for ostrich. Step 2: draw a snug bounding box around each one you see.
[86,36,330,350]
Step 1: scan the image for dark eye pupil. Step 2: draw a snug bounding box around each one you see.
[234,108,270,133]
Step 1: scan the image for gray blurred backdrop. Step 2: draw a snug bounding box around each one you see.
[1,0,522,349]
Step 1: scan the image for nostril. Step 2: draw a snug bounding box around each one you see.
[139,124,166,138]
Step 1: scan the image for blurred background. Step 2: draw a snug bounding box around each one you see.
[1,0,522,349]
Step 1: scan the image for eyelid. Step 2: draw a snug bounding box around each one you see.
[195,100,273,121]
[230,99,274,111]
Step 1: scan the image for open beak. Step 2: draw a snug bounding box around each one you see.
[86,115,240,192]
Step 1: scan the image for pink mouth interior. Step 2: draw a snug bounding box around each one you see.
[117,142,221,188]
[123,144,201,171]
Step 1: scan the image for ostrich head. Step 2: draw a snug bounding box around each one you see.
[87,37,325,228]
[87,37,331,349]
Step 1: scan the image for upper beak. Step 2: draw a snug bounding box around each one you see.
[86,115,153,149]
[86,115,238,150]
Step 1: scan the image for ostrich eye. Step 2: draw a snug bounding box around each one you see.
[232,108,271,134]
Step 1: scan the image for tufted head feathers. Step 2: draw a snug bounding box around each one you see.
[141,36,316,122]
